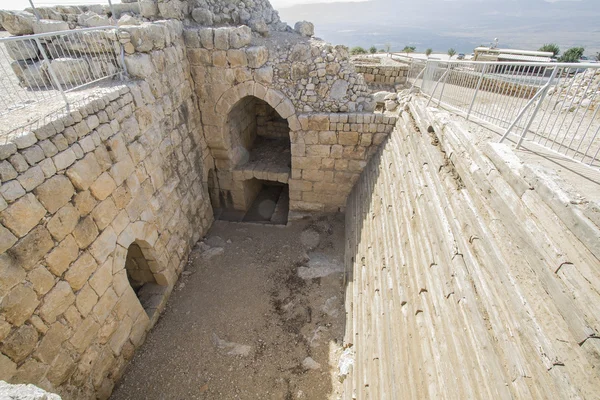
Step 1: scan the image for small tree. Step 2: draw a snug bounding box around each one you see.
[369,46,377,54]
[447,48,457,58]
[425,48,433,58]
[559,47,585,62]
[384,43,392,54]
[539,43,560,57]
[350,46,367,55]
[595,52,600,62]
[402,45,416,56]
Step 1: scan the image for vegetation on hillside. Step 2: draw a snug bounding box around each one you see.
[350,46,367,55]
[539,43,560,57]
[425,48,433,58]
[447,48,456,58]
[369,46,377,54]
[559,47,585,62]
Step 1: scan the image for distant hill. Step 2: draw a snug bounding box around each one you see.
[276,0,600,56]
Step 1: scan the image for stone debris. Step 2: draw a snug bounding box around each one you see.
[337,349,354,383]
[294,21,314,37]
[297,252,343,280]
[322,296,340,317]
[301,356,321,370]
[0,381,61,399]
[201,247,224,260]
[211,333,252,357]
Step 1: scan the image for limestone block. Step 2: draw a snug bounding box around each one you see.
[198,28,214,49]
[212,51,228,67]
[289,43,311,62]
[124,53,154,79]
[139,0,158,18]
[46,346,77,386]
[246,46,268,68]
[192,8,213,25]
[32,19,69,34]
[53,148,77,171]
[109,315,133,355]
[46,235,79,276]
[0,11,35,35]
[73,216,99,249]
[27,266,55,296]
[230,25,251,49]
[69,316,100,353]
[34,175,75,213]
[46,204,79,242]
[188,48,211,65]
[78,12,110,28]
[1,284,39,326]
[227,49,248,67]
[8,226,54,272]
[275,99,295,119]
[338,132,359,146]
[0,357,17,384]
[35,322,71,364]
[89,258,113,296]
[65,153,102,192]
[110,156,135,186]
[5,40,38,62]
[92,288,118,324]
[308,115,330,131]
[64,252,98,291]
[0,193,46,237]
[319,131,337,145]
[306,145,331,157]
[294,21,314,37]
[213,27,230,50]
[90,172,117,201]
[40,281,74,323]
[89,227,117,264]
[47,58,91,86]
[0,325,37,363]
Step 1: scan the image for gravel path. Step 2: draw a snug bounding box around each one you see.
[112,215,347,400]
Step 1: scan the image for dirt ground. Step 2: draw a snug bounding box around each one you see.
[111,214,347,400]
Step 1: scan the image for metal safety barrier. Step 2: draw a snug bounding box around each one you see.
[0,26,125,118]
[414,59,600,168]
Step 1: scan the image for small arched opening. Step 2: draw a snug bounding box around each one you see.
[212,96,290,224]
[124,241,166,319]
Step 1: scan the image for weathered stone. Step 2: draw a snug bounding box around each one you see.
[0,180,25,202]
[75,284,98,317]
[32,19,69,34]
[64,252,98,291]
[0,11,36,35]
[0,324,37,363]
[1,284,39,326]
[5,40,38,61]
[46,346,77,385]
[46,204,80,242]
[192,8,214,25]
[124,53,154,79]
[34,175,75,213]
[294,21,314,37]
[70,316,100,353]
[0,354,17,382]
[46,235,79,277]
[66,153,103,190]
[8,226,54,271]
[73,216,99,249]
[246,46,268,68]
[230,25,251,49]
[35,321,71,364]
[330,80,349,100]
[17,166,44,192]
[28,266,56,296]
[39,281,75,323]
[0,224,17,254]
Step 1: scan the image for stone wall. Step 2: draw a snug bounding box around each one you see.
[184,25,392,212]
[290,112,395,212]
[353,64,408,87]
[344,96,600,399]
[0,20,212,399]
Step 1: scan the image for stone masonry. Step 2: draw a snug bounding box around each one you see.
[0,19,212,399]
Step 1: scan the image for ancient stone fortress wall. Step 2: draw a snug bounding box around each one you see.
[351,57,409,88]
[184,24,394,213]
[344,96,600,399]
[0,20,213,399]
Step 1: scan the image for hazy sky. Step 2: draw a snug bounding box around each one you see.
[270,0,367,8]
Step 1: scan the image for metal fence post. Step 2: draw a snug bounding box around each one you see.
[34,37,70,113]
[467,64,487,120]
[515,66,558,148]
[437,63,450,107]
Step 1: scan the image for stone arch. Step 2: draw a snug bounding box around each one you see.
[114,221,169,323]
[212,82,301,162]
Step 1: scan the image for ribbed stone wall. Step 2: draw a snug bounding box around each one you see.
[344,97,600,399]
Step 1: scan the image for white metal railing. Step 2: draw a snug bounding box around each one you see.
[415,60,600,169]
[0,26,125,118]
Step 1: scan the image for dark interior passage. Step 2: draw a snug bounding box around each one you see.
[125,243,166,319]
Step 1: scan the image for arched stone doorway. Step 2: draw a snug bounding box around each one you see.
[124,240,167,319]
[212,95,291,224]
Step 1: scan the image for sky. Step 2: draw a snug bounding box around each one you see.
[270,0,366,8]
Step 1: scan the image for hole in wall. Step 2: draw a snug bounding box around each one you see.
[125,242,167,319]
